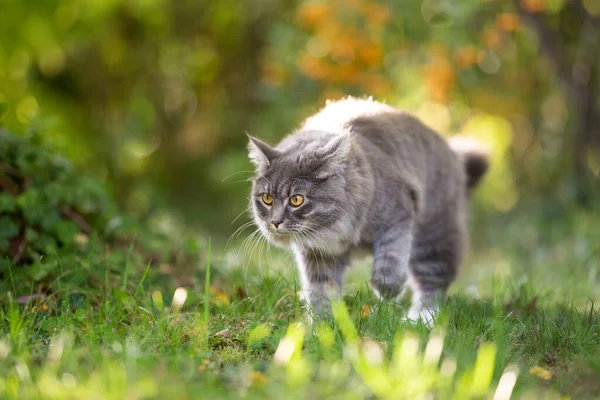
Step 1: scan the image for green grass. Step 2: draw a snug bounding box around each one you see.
[1,203,600,399]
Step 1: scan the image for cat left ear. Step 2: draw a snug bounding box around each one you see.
[313,134,351,178]
[317,134,351,164]
[246,133,279,168]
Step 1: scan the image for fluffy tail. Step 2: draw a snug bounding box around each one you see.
[447,136,490,191]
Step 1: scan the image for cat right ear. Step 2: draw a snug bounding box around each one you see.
[246,133,279,168]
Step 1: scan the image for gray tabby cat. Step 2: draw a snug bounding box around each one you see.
[247,97,488,324]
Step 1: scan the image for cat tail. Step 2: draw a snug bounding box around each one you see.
[447,136,490,191]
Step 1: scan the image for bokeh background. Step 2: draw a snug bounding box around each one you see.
[3,3,600,397]
[1,0,599,243]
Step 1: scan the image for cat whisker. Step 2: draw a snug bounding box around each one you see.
[239,229,262,295]
[221,170,254,183]
[301,225,339,261]
[266,239,274,269]
[230,206,251,226]
[241,228,265,286]
[226,220,255,250]
[238,228,261,265]
[236,221,257,238]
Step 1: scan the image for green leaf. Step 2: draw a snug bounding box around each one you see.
[55,220,79,244]
[44,181,66,206]
[0,258,10,273]
[74,308,87,321]
[17,189,44,224]
[112,288,132,306]
[39,317,58,332]
[69,292,87,308]
[0,238,9,253]
[27,260,58,281]
[0,193,17,213]
[0,216,20,247]
[31,233,58,254]
[247,323,272,348]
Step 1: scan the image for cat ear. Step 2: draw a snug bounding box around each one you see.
[246,133,279,168]
[317,134,351,164]
[313,134,351,178]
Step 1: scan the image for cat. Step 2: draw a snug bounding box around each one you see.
[247,96,489,325]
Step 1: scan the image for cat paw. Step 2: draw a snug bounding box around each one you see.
[371,268,407,300]
[300,293,333,323]
[402,304,439,327]
[308,303,332,322]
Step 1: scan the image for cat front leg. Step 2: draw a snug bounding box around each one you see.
[293,246,350,319]
[371,217,414,300]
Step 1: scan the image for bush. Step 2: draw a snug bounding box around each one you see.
[0,129,204,299]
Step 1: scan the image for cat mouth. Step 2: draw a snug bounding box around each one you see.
[266,224,297,235]
[268,228,292,237]
[265,230,292,246]
[265,226,298,243]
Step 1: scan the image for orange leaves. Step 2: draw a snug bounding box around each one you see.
[481,27,502,50]
[299,53,332,80]
[496,13,520,31]
[520,0,567,13]
[358,73,392,96]
[330,36,357,64]
[261,61,289,87]
[520,0,546,13]
[356,45,384,68]
[333,64,361,84]
[296,2,334,29]
[453,46,479,69]
[297,0,390,29]
[299,40,388,93]
[328,34,384,69]
[290,0,391,94]
[423,45,456,104]
[423,64,456,103]
[361,3,391,25]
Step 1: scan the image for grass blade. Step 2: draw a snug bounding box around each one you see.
[122,239,136,291]
[204,237,211,325]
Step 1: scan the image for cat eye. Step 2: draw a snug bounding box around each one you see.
[289,195,304,207]
[262,193,273,205]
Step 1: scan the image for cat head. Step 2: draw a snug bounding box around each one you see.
[247,131,352,248]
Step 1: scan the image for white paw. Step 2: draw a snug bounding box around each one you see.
[403,304,439,327]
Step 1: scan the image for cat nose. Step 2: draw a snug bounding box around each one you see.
[271,220,282,229]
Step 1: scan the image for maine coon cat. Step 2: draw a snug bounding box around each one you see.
[247,97,489,324]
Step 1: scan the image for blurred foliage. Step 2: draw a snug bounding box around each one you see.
[261,0,600,202]
[0,0,281,234]
[0,0,599,237]
[0,129,205,297]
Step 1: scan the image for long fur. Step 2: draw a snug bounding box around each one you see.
[247,96,490,324]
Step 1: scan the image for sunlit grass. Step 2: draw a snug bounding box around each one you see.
[1,203,600,399]
[2,283,598,399]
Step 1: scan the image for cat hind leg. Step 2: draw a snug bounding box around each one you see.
[405,233,462,326]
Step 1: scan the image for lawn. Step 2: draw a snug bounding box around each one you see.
[2,198,600,399]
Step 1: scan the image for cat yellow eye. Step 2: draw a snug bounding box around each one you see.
[289,195,304,207]
[262,193,273,205]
